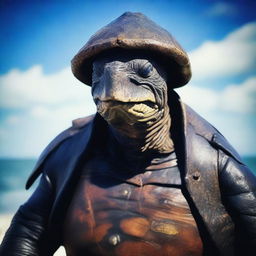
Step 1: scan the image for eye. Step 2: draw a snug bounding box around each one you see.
[138,62,153,78]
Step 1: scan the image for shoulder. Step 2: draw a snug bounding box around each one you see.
[183,103,243,164]
[26,114,95,189]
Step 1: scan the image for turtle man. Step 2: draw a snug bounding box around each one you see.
[1,12,256,256]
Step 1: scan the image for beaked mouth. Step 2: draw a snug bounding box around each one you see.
[97,100,160,123]
[98,99,158,108]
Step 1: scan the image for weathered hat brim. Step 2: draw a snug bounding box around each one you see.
[71,38,191,88]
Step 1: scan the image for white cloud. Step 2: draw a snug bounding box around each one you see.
[177,76,256,114]
[5,115,21,125]
[0,103,96,158]
[176,86,218,113]
[176,76,256,155]
[0,65,94,109]
[206,2,237,17]
[221,77,256,113]
[0,128,7,138]
[188,22,256,80]
[29,103,95,123]
[0,66,96,157]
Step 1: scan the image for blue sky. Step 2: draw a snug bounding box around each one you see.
[0,0,256,157]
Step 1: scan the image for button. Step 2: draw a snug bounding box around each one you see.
[192,171,200,180]
[108,234,121,246]
[122,189,129,196]
[121,188,131,198]
[162,199,172,205]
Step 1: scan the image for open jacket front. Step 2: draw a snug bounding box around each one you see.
[1,94,256,256]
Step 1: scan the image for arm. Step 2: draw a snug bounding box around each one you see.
[0,173,55,256]
[0,117,94,255]
[219,150,256,255]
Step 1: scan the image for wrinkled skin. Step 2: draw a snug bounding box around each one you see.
[91,51,174,155]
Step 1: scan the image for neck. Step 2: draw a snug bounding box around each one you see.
[109,105,174,157]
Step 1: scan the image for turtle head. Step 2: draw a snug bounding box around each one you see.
[72,12,183,152]
[91,50,169,135]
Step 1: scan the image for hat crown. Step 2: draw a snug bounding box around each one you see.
[72,12,191,88]
[85,12,181,50]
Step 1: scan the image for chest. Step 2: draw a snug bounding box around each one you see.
[63,155,203,256]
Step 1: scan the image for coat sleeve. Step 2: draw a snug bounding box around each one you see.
[218,150,256,255]
[0,173,55,256]
[0,115,95,255]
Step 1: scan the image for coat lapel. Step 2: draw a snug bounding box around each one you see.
[47,114,99,246]
[182,104,235,256]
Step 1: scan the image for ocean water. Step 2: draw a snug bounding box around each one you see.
[0,159,37,213]
[0,156,256,213]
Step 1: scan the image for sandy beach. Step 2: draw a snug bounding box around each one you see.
[0,214,66,255]
[0,214,12,245]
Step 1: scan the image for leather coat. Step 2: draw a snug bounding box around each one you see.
[1,94,256,256]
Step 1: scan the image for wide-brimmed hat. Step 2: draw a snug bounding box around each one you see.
[71,12,191,88]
